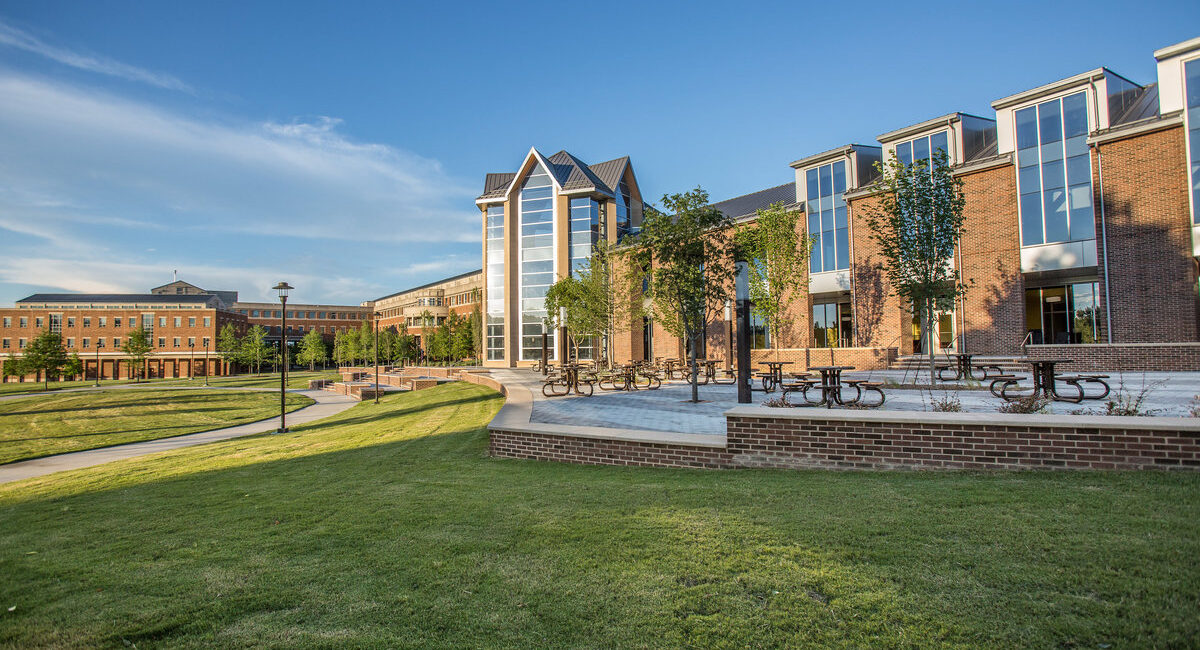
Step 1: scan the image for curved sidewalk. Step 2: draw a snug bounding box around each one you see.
[0,388,358,485]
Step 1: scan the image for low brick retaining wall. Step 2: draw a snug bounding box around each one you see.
[1025,343,1200,372]
[723,409,1200,470]
[749,347,898,371]
[489,430,730,469]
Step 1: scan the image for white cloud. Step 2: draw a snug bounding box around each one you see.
[0,72,479,244]
[0,19,193,92]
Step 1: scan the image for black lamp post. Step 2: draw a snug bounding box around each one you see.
[273,281,293,433]
[94,339,104,387]
[735,262,752,404]
[373,314,380,404]
[203,339,210,386]
[188,341,195,380]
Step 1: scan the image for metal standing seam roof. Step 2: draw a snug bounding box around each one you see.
[707,183,800,221]
[372,268,483,303]
[477,151,633,201]
[16,293,219,304]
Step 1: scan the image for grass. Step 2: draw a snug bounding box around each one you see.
[0,382,1196,647]
[0,370,340,397]
[159,370,341,390]
[0,389,314,465]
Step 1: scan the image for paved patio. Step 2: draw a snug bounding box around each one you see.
[515,369,1200,435]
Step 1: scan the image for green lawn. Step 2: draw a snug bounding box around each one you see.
[0,389,314,465]
[0,383,1196,647]
[159,370,341,390]
[0,377,150,397]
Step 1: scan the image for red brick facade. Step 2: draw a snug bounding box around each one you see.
[1025,342,1200,372]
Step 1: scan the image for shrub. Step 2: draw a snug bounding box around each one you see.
[1190,396,1200,418]
[930,394,962,412]
[762,396,795,408]
[1103,378,1164,417]
[997,396,1050,414]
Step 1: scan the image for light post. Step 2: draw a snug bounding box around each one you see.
[724,300,733,372]
[735,262,752,404]
[273,281,293,433]
[188,341,195,380]
[558,305,568,365]
[373,314,380,405]
[204,340,210,386]
[94,339,104,387]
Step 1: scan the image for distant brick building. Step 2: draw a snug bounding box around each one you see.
[372,269,481,354]
[0,293,247,381]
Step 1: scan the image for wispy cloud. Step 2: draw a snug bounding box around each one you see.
[0,19,193,92]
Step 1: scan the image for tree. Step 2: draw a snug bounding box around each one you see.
[468,305,483,364]
[356,321,374,367]
[393,322,415,364]
[733,201,811,357]
[448,311,472,362]
[428,321,449,363]
[241,325,271,375]
[22,330,69,389]
[64,352,84,381]
[296,329,327,371]
[122,327,153,383]
[333,330,350,367]
[630,187,737,402]
[2,352,26,382]
[862,149,969,386]
[217,323,243,374]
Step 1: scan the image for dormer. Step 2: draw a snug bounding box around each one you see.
[876,113,998,167]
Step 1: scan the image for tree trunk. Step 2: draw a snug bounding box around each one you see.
[926,297,936,388]
[689,331,699,403]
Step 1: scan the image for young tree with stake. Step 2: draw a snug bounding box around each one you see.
[862,149,969,386]
[630,188,737,403]
[733,201,811,358]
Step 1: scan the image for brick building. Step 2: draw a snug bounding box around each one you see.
[230,301,374,344]
[0,293,248,381]
[481,36,1200,370]
[372,269,481,354]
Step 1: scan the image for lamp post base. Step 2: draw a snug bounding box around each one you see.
[275,427,289,434]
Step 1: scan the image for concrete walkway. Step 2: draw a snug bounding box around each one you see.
[0,388,358,485]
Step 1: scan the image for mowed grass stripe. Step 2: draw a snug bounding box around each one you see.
[0,389,313,465]
[0,382,1196,647]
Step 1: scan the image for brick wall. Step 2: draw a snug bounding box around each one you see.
[957,162,1025,355]
[489,429,730,469]
[725,411,1200,471]
[848,193,905,350]
[1025,343,1200,372]
[1097,125,1199,343]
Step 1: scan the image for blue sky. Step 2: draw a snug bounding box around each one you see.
[0,1,1197,306]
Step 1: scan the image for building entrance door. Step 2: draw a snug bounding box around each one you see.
[1041,287,1070,344]
[911,312,955,354]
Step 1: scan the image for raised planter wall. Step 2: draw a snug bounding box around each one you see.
[1025,343,1200,372]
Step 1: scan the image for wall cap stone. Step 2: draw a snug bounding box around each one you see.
[723,405,1200,432]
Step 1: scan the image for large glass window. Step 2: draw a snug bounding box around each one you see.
[1186,58,1200,224]
[519,163,556,361]
[1023,281,1099,344]
[569,197,600,274]
[812,302,852,348]
[894,131,949,168]
[485,203,505,360]
[749,313,769,350]
[1015,92,1094,246]
[615,179,632,242]
[805,161,849,273]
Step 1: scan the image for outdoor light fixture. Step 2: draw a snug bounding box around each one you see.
[734,262,752,404]
[204,339,210,386]
[188,341,195,381]
[558,305,568,364]
[94,338,104,387]
[273,281,293,433]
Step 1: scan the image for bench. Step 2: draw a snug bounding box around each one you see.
[987,374,1024,399]
[1056,374,1111,401]
[843,379,886,407]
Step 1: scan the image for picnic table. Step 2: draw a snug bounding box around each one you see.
[989,359,1110,403]
[936,353,1002,382]
[756,361,794,392]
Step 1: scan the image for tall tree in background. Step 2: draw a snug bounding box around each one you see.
[296,329,328,371]
[733,201,811,357]
[468,304,483,363]
[64,352,84,381]
[630,188,737,402]
[1,352,25,381]
[216,324,242,374]
[394,322,415,364]
[448,311,472,362]
[356,321,373,367]
[23,330,69,389]
[862,149,969,386]
[333,330,350,367]
[241,325,271,375]
[122,327,153,383]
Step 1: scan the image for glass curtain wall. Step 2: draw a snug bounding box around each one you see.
[1015,92,1094,246]
[519,163,556,361]
[1186,58,1200,224]
[1023,281,1099,344]
[749,313,769,349]
[485,204,505,360]
[615,179,632,241]
[806,162,849,273]
[895,131,949,167]
[568,196,601,359]
[812,302,852,348]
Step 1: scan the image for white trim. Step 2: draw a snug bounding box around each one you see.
[504,147,561,202]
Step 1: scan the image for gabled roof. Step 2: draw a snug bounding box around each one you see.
[708,183,799,221]
[588,156,629,192]
[478,173,516,200]
[477,149,633,201]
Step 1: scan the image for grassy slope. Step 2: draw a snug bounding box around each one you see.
[0,382,1196,648]
[0,389,313,465]
[0,371,341,397]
